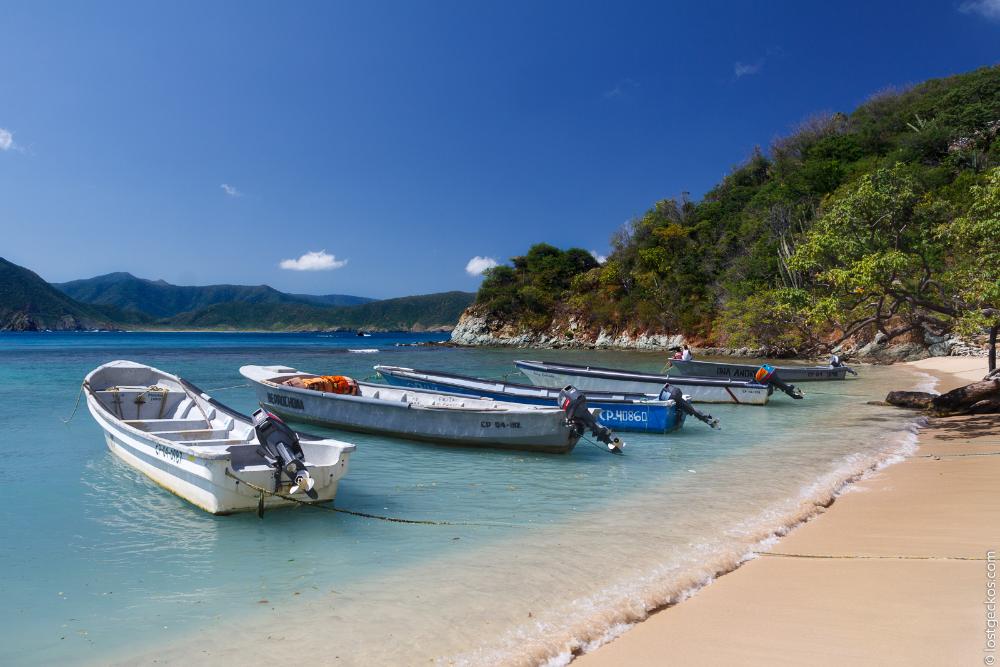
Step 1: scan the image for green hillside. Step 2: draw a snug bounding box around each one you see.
[472,65,1000,359]
[287,293,374,307]
[164,291,475,331]
[2,258,473,332]
[0,257,120,330]
[54,272,372,318]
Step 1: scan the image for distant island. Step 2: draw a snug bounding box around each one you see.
[0,258,473,332]
[452,65,999,367]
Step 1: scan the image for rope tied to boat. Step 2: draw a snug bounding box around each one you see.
[131,385,169,420]
[201,383,251,392]
[223,468,515,526]
[61,381,88,424]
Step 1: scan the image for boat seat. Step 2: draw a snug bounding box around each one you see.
[149,428,232,441]
[124,418,212,431]
[181,438,247,450]
[97,387,187,421]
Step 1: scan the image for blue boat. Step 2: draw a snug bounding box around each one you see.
[374,365,720,433]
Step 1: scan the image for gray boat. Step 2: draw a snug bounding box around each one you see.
[240,365,622,454]
[514,360,801,405]
[669,358,855,382]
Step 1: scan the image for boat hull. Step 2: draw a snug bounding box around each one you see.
[515,362,771,405]
[375,370,684,433]
[88,396,349,514]
[246,378,581,453]
[669,359,851,382]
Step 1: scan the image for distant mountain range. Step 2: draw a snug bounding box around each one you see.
[1,257,473,332]
[54,272,374,318]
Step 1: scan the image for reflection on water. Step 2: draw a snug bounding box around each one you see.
[79,457,220,567]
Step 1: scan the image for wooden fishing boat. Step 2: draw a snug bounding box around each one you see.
[513,359,804,405]
[84,360,356,515]
[669,358,855,381]
[240,365,623,454]
[374,364,723,432]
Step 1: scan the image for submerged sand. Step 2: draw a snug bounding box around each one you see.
[576,355,998,666]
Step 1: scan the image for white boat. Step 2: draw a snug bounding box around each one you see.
[514,359,788,405]
[85,360,356,515]
[240,365,622,454]
[669,358,855,381]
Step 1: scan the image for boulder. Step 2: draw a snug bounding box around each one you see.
[885,391,937,409]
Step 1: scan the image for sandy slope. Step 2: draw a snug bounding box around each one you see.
[576,356,998,666]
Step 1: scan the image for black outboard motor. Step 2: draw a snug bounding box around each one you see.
[754,365,804,399]
[558,386,624,454]
[659,384,720,429]
[251,408,318,499]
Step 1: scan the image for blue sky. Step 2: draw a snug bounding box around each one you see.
[1,1,997,298]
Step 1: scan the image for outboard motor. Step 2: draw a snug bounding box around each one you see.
[558,386,624,454]
[252,408,318,499]
[830,354,859,376]
[754,365,804,399]
[659,384,720,429]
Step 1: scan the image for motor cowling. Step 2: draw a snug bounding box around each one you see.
[754,365,804,400]
[659,384,720,429]
[251,408,317,498]
[558,386,624,454]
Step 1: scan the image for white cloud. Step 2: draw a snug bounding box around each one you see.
[0,128,15,151]
[734,60,763,78]
[465,256,498,276]
[220,183,242,197]
[590,250,608,264]
[960,0,1000,19]
[279,250,347,271]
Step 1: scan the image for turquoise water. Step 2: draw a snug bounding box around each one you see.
[0,332,927,665]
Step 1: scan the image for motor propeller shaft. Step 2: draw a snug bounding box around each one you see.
[558,386,625,454]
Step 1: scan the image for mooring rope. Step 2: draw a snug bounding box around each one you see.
[201,383,251,392]
[61,382,87,424]
[759,551,989,561]
[223,468,514,527]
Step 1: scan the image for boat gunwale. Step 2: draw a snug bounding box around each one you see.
[514,359,771,389]
[374,364,672,406]
[242,366,572,416]
[670,358,845,373]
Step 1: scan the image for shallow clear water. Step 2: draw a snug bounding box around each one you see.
[0,332,927,665]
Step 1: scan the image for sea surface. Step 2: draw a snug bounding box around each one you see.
[0,332,930,665]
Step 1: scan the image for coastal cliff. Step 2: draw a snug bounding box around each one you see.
[450,307,686,350]
[450,305,985,362]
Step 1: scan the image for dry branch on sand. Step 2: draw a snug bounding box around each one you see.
[885,374,1000,416]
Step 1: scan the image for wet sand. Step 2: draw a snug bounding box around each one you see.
[576,356,998,666]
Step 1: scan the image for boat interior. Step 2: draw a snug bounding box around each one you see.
[258,368,553,413]
[88,364,254,448]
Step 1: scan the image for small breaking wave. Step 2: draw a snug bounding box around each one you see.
[444,414,926,667]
